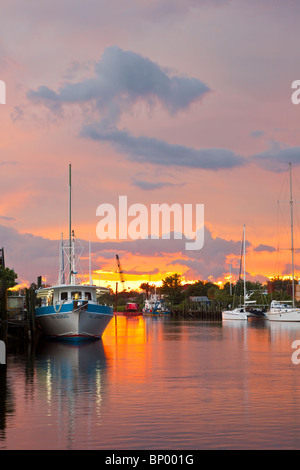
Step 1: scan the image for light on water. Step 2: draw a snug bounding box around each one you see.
[2,316,300,450]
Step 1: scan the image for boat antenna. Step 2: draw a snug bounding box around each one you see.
[69,163,72,284]
[60,232,65,284]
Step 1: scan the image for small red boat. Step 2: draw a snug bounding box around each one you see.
[123,302,143,316]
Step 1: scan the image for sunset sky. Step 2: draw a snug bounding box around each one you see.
[2,0,300,290]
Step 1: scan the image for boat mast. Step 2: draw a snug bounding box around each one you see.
[69,163,72,284]
[289,162,295,307]
[243,224,246,305]
[89,234,92,285]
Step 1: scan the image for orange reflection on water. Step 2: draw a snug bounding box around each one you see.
[103,315,147,345]
[5,317,300,450]
[102,315,155,386]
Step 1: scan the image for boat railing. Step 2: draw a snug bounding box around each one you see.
[270,300,293,309]
[46,297,100,307]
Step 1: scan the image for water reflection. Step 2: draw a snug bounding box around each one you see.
[2,318,300,449]
[34,340,107,449]
[0,339,108,449]
[0,367,14,442]
[222,317,300,356]
[267,319,300,337]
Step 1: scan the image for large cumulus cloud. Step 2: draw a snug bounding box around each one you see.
[27,45,300,174]
[28,46,211,119]
[26,46,247,171]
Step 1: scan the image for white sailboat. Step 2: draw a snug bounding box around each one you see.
[222,224,249,320]
[266,162,300,322]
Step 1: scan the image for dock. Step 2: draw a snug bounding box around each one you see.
[172,308,222,320]
[2,288,38,344]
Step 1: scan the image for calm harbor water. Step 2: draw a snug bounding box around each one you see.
[2,315,300,450]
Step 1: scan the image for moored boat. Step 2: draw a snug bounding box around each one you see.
[142,294,171,315]
[35,284,113,340]
[124,302,142,316]
[266,163,300,322]
[222,307,248,320]
[222,225,248,321]
[35,165,113,340]
[266,300,300,322]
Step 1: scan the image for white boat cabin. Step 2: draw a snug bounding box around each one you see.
[270,300,293,310]
[36,285,110,307]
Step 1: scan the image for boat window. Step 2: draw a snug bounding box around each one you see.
[72,291,81,300]
[85,292,92,300]
[61,292,68,301]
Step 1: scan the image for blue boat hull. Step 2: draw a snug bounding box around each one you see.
[35,303,113,340]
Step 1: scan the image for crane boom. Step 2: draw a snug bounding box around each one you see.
[116,254,126,290]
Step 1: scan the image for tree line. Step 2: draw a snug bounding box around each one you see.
[102,274,298,310]
[0,266,297,310]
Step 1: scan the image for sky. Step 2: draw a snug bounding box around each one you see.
[1,0,300,290]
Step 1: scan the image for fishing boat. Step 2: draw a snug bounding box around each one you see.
[142,294,171,315]
[35,165,114,340]
[266,163,300,322]
[222,225,249,320]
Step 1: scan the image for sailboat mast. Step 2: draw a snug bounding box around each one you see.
[289,162,295,307]
[243,224,246,303]
[69,163,72,284]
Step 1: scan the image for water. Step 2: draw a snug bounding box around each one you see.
[2,316,300,450]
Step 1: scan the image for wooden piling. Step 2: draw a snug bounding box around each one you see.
[25,287,37,341]
[0,278,7,343]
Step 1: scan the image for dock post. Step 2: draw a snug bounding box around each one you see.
[0,278,7,345]
[0,340,5,365]
[25,287,37,342]
[25,288,30,340]
[115,281,118,313]
[30,287,36,338]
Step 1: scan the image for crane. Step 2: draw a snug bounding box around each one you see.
[116,254,126,291]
